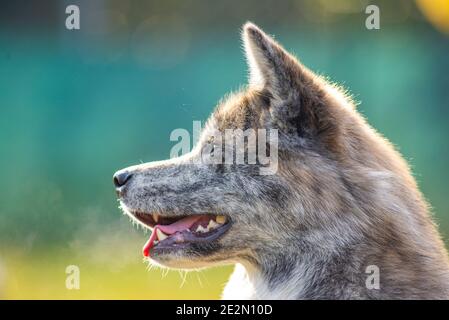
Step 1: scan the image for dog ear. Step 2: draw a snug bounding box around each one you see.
[243,22,300,98]
[242,22,340,148]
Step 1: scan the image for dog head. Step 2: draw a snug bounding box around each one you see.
[114,23,386,269]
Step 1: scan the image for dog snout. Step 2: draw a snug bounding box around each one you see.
[113,170,133,189]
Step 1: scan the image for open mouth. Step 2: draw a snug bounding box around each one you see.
[132,212,231,257]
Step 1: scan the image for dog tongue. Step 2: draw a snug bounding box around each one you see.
[142,215,202,257]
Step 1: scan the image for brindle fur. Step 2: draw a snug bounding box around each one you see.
[115,23,449,299]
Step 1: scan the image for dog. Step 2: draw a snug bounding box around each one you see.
[113,23,449,299]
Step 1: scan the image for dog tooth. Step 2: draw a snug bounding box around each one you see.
[216,215,227,224]
[156,229,168,241]
[207,220,219,230]
[195,225,208,233]
[152,213,159,223]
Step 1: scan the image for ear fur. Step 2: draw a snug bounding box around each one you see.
[243,22,301,98]
[242,22,342,150]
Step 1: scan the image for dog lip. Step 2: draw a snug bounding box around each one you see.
[133,211,157,228]
[132,211,227,230]
[131,212,231,257]
[132,211,191,229]
[151,221,232,253]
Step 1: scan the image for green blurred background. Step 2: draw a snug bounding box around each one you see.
[0,0,448,299]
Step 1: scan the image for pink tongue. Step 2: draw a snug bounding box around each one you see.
[156,216,202,235]
[142,215,202,257]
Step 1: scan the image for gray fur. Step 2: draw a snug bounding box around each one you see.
[115,23,449,299]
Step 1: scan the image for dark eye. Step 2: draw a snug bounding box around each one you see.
[209,144,215,155]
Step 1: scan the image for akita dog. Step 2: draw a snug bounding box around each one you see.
[113,23,449,299]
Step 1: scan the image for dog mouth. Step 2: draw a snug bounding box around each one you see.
[132,212,231,257]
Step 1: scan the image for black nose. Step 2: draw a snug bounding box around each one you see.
[113,171,132,188]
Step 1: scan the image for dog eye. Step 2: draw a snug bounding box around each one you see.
[201,142,216,158]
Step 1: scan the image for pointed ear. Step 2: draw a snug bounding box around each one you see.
[242,23,342,150]
[243,22,302,99]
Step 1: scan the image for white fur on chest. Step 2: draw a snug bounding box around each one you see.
[221,263,304,300]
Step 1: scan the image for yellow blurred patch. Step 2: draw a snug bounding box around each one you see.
[416,0,449,34]
[1,249,233,300]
